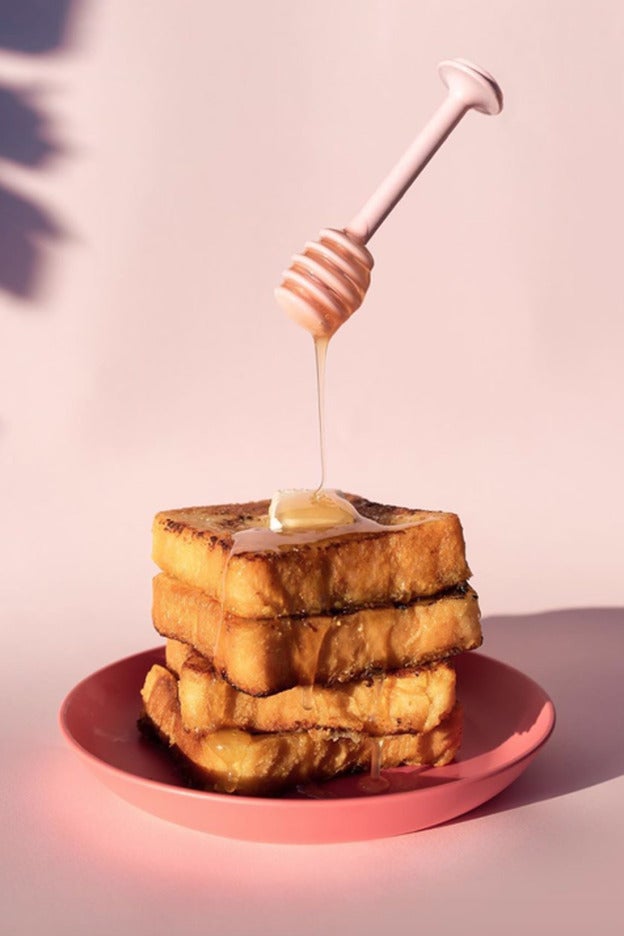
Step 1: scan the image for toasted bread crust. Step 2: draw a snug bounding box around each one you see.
[153,573,481,695]
[152,495,471,618]
[139,664,463,796]
[166,639,457,735]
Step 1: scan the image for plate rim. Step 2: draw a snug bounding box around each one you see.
[58,646,556,817]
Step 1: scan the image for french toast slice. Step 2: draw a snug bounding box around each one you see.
[153,573,481,695]
[165,638,456,735]
[152,495,471,618]
[139,664,463,796]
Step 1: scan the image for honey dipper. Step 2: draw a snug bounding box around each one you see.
[275,59,503,338]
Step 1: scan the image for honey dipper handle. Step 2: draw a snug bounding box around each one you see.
[346,59,503,243]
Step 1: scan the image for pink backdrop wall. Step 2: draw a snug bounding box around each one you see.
[2,1,623,670]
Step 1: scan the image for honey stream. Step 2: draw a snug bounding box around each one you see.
[314,336,329,491]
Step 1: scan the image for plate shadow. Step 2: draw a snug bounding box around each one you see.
[459,605,624,820]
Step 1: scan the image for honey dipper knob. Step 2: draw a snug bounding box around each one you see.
[276,59,503,337]
[438,59,503,116]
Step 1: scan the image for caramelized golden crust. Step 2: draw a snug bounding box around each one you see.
[166,639,457,736]
[139,664,463,796]
[153,573,481,695]
[152,495,471,618]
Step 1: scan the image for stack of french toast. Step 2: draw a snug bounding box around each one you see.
[139,494,482,796]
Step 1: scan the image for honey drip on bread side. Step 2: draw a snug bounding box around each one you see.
[358,677,391,793]
[358,739,390,794]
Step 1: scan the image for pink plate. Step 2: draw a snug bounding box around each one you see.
[59,648,555,844]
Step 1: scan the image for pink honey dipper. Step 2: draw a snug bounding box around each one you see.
[275,59,503,339]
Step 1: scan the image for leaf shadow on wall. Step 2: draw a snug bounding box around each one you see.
[458,605,624,823]
[0,0,82,301]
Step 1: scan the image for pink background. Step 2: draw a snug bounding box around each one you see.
[1,1,622,932]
